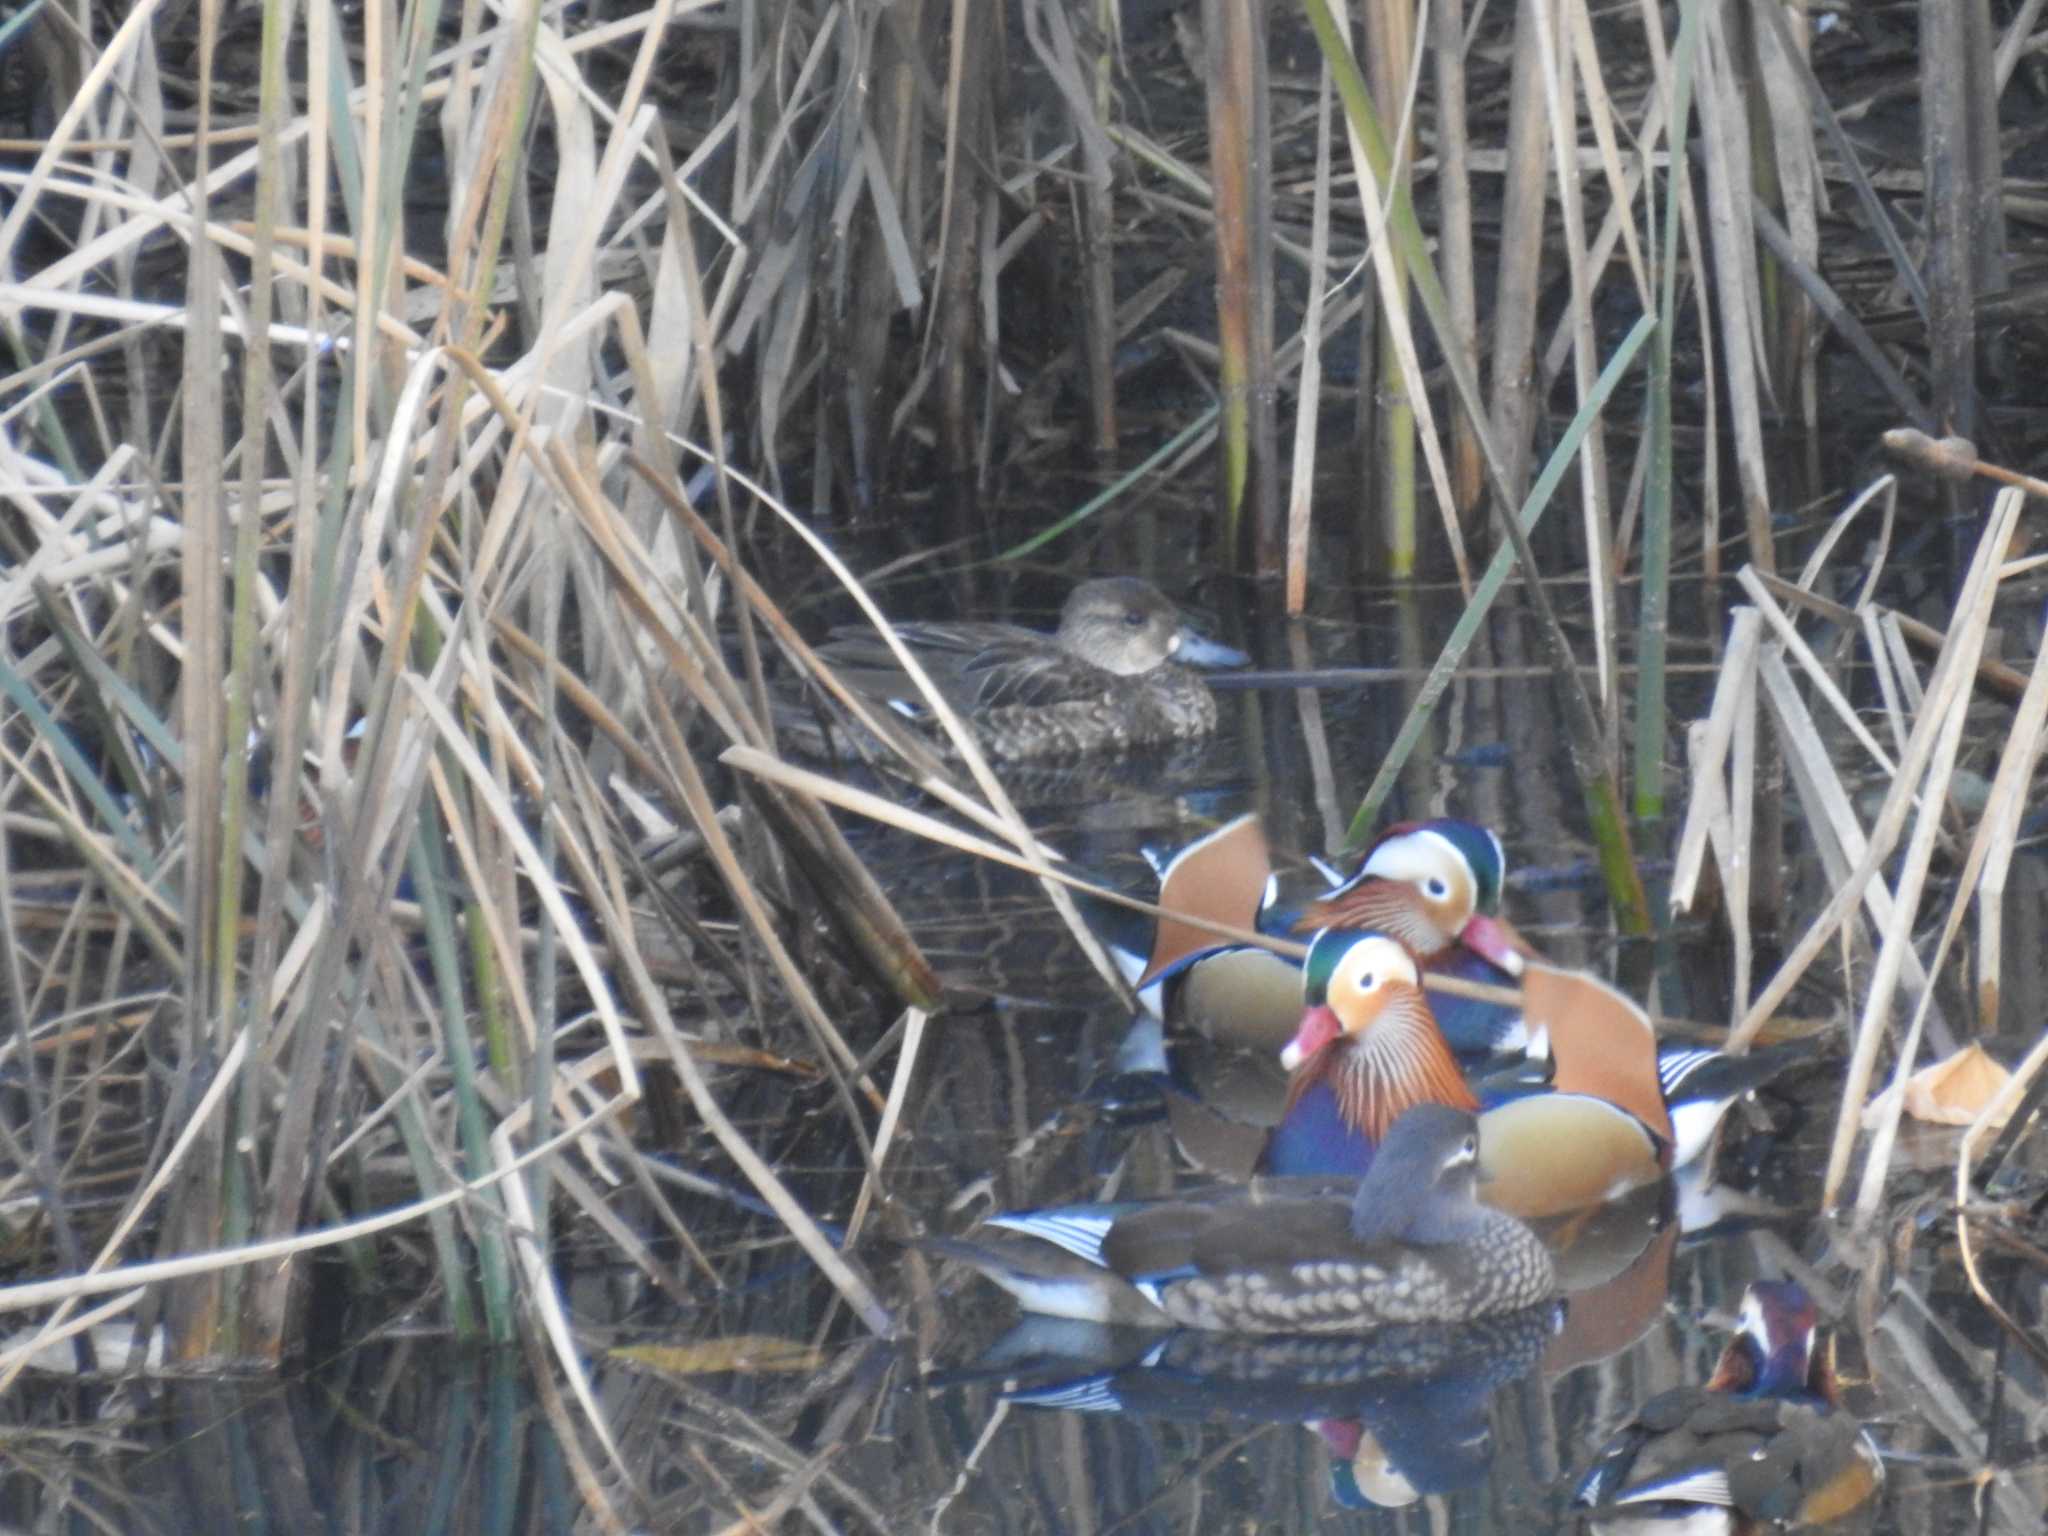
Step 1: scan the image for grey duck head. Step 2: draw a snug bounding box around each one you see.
[1348,1103,1489,1246]
[1056,578,1245,677]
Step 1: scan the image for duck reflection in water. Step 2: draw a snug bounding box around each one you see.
[940,1296,1560,1508]
[1572,1279,1884,1533]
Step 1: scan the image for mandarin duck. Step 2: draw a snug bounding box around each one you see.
[1264,930,1671,1219]
[929,1104,1555,1331]
[1573,1279,1884,1532]
[1112,815,1531,1062]
[1108,816,1823,1173]
[804,576,1245,760]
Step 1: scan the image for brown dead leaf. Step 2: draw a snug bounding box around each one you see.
[1862,1043,2013,1129]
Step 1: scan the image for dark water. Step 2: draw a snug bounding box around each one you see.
[9,573,2046,1534]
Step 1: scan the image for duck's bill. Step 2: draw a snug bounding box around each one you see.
[1175,628,1250,669]
[1459,913,1526,976]
[1279,1003,1343,1072]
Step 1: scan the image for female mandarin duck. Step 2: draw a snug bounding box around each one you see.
[1262,930,1672,1219]
[811,576,1245,760]
[930,1104,1555,1331]
[1116,814,1821,1170]
[1573,1279,1884,1532]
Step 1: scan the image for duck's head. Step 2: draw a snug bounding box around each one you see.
[1709,1279,1822,1398]
[1280,930,1478,1140]
[1350,1102,1488,1244]
[1305,820,1523,975]
[1057,578,1246,676]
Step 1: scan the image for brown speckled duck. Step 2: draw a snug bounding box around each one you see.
[929,1104,1556,1332]
[813,577,1245,760]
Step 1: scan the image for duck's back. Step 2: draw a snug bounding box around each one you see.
[817,622,1214,758]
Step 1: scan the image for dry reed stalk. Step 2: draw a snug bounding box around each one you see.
[1920,0,2006,438]
[0,1025,246,1389]
[1282,3,1467,597]
[1736,568,1899,778]
[1626,0,1721,598]
[543,446,886,1150]
[1749,0,1821,413]
[1430,0,1483,523]
[1284,65,1338,613]
[1023,0,1119,458]
[1692,4,1775,575]
[1484,0,1550,506]
[1856,626,2048,1215]
[642,475,943,1008]
[1955,1021,2048,1358]
[1202,0,1281,571]
[1753,646,1937,1018]
[162,0,231,1363]
[842,1006,929,1244]
[1755,571,2032,705]
[1669,607,1762,1021]
[1290,621,1347,857]
[1532,0,1617,732]
[1813,489,2023,1206]
[1358,0,1420,575]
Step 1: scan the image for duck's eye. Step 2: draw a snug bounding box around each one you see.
[1425,877,1450,899]
[1122,609,1148,628]
[1355,970,1376,992]
[1462,1136,1477,1158]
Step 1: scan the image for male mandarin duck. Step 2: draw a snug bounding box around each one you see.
[1120,814,1531,1062]
[1263,930,1671,1219]
[929,1104,1555,1331]
[1286,816,1531,1056]
[806,576,1246,761]
[1573,1279,1884,1532]
[1650,1038,1830,1170]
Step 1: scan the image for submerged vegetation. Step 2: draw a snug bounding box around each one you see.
[2,0,2047,1527]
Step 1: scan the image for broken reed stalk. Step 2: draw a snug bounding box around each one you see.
[1885,428,2048,503]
